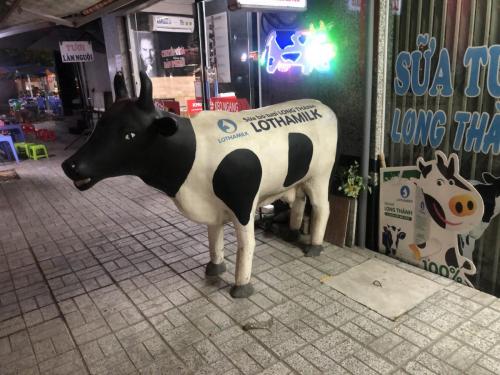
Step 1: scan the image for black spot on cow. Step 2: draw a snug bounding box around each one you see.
[445,247,459,268]
[213,149,262,225]
[141,115,196,197]
[284,133,313,187]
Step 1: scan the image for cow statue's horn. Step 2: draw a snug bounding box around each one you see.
[137,71,154,111]
[113,71,128,100]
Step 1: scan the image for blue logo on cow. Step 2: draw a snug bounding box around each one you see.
[400,185,410,199]
[218,119,237,134]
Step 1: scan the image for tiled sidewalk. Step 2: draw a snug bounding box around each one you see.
[1,140,500,374]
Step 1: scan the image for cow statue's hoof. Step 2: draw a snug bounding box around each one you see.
[304,244,323,257]
[205,261,226,276]
[283,229,300,243]
[230,283,254,298]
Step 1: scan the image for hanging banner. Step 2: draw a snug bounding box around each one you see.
[59,41,94,63]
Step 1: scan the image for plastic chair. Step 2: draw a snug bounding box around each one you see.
[28,144,48,160]
[0,135,20,163]
[14,142,36,158]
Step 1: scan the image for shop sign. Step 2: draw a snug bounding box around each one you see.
[187,97,251,116]
[229,0,306,11]
[261,22,336,75]
[391,34,500,155]
[59,41,94,63]
[379,152,489,287]
[211,97,250,112]
[187,99,203,115]
[150,15,195,33]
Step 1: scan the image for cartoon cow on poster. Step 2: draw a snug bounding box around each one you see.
[382,225,406,256]
[62,72,338,298]
[410,151,484,286]
[459,173,500,260]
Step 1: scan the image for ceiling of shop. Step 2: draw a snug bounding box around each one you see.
[0,0,152,37]
[0,0,196,38]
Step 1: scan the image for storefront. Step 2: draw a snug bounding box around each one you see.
[107,0,500,296]
[378,0,500,295]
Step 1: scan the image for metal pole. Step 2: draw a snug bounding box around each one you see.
[257,11,262,108]
[357,0,375,248]
[196,0,209,110]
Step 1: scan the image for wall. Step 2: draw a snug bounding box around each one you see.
[259,0,365,158]
[83,51,112,110]
[101,14,133,100]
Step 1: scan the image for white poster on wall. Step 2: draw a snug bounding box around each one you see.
[59,41,94,63]
[150,15,195,33]
[379,167,428,260]
[229,0,306,10]
[205,12,231,83]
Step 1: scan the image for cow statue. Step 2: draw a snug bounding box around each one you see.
[409,151,484,286]
[62,72,338,298]
[382,225,406,256]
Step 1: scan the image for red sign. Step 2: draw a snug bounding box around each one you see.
[210,97,250,112]
[187,99,203,115]
[187,97,251,116]
[154,99,180,115]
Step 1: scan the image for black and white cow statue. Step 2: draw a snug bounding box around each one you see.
[62,72,338,298]
[410,151,484,286]
[382,225,406,256]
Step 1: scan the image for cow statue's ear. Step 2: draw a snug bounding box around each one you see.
[137,71,155,112]
[482,172,499,185]
[153,116,178,137]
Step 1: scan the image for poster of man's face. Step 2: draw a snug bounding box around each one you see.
[136,32,160,77]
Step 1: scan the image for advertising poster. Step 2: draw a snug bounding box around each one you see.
[379,166,427,261]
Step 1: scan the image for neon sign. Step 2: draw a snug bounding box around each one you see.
[260,22,336,75]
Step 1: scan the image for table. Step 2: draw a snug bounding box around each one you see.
[0,124,25,142]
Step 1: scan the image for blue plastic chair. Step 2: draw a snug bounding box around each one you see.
[0,135,19,163]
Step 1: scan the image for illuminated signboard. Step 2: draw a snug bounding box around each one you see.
[260,22,336,75]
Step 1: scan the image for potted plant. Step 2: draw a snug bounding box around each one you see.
[338,161,369,246]
[324,160,368,247]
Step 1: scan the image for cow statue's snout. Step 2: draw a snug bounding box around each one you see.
[449,194,477,217]
[62,157,94,190]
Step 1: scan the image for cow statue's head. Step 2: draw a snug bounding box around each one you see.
[62,72,179,191]
[414,151,484,233]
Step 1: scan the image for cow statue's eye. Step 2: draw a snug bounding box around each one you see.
[449,179,455,186]
[437,179,444,186]
[124,132,136,141]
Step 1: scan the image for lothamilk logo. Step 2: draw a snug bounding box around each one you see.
[217,119,249,143]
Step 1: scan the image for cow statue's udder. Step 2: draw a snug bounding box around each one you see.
[62,71,338,298]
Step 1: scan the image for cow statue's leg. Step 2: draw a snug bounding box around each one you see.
[206,224,226,276]
[285,188,306,242]
[230,208,257,298]
[304,179,330,257]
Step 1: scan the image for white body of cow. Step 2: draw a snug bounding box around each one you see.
[173,99,337,295]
